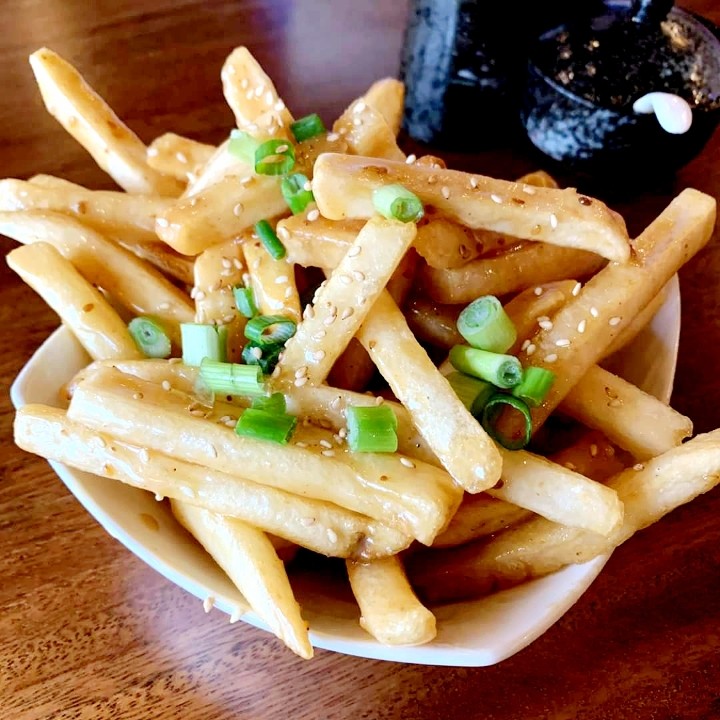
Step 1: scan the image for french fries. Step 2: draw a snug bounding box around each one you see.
[147,133,215,183]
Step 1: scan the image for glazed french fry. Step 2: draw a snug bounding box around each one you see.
[274,217,417,387]
[362,78,405,136]
[312,154,631,262]
[357,290,503,492]
[147,133,215,183]
[28,48,183,197]
[414,217,480,269]
[559,365,692,460]
[193,237,246,359]
[242,236,302,323]
[0,177,173,244]
[182,139,243,197]
[333,99,405,161]
[510,188,716,434]
[156,174,288,255]
[405,296,463,350]
[411,429,720,604]
[0,210,194,346]
[549,430,627,482]
[346,556,436,646]
[419,241,604,304]
[276,215,362,268]
[67,369,461,544]
[171,500,313,658]
[14,404,410,559]
[7,243,142,361]
[117,239,195,286]
[221,46,294,137]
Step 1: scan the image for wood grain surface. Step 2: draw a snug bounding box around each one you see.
[1,1,720,718]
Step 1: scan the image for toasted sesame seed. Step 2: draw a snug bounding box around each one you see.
[190,408,206,417]
[608,399,622,408]
[564,462,577,471]
[299,516,314,526]
[275,275,289,284]
[277,225,290,241]
[521,339,531,351]
[534,287,543,296]
[225,419,237,428]
[544,353,558,363]
[249,346,263,360]
[139,448,150,463]
[203,596,215,613]
[240,175,253,185]
[245,89,254,100]
[156,217,169,228]
[319,439,333,449]
[147,146,159,157]
[347,245,362,257]
[157,302,171,311]
[132,392,144,400]
[323,314,337,326]
[427,175,437,185]
[609,316,621,326]
[538,320,553,330]
[555,338,571,347]
[221,258,232,269]
[352,117,363,127]
[229,610,242,624]
[577,320,587,333]
[352,270,366,282]
[233,258,243,269]
[354,101,366,114]
[526,343,537,356]
[549,213,558,229]
[338,427,347,439]
[169,357,182,364]
[522,185,536,195]
[295,366,309,378]
[284,286,293,299]
[327,132,340,142]
[605,445,616,457]
[294,376,309,387]
[307,209,320,222]
[590,307,599,318]
[590,443,598,457]
[195,290,206,301]
[322,449,335,457]
[469,177,478,188]
[338,274,352,285]
[232,202,244,217]
[633,463,644,471]
[312,330,327,341]
[303,304,315,320]
[327,528,338,543]
[312,350,326,362]
[154,493,164,501]
[161,380,172,391]
[572,282,582,296]
[333,433,343,444]
[405,154,417,164]
[274,99,285,111]
[490,193,502,204]
[441,186,450,199]
[330,396,342,410]
[375,396,384,406]
[400,457,415,468]
[223,313,236,323]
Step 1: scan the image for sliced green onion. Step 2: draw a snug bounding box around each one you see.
[281,172,315,214]
[228,129,260,165]
[457,296,517,353]
[254,138,295,176]
[242,341,282,375]
[481,394,532,450]
[346,405,398,453]
[290,113,326,143]
[446,371,495,416]
[372,183,424,223]
[233,285,257,318]
[254,219,286,260]
[449,345,523,388]
[245,315,297,346]
[128,316,171,358]
[512,367,556,407]
[181,323,228,366]
[252,392,287,414]
[199,358,266,397]
[235,408,297,444]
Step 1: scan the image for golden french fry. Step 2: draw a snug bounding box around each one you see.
[7,243,142,361]
[14,404,410,559]
[362,78,404,136]
[419,241,604,304]
[411,429,720,604]
[414,216,481,269]
[333,100,405,161]
[242,235,302,323]
[118,240,195,286]
[276,215,362,267]
[312,154,631,262]
[0,210,194,346]
[549,430,627,482]
[346,556,436,646]
[67,369,461,544]
[357,290,503,493]
[28,48,182,197]
[171,500,313,659]
[274,217,417,387]
[147,133,215,183]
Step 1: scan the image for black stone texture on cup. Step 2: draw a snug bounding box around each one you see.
[520,7,720,187]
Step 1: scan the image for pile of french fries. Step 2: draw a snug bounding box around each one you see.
[8,46,720,660]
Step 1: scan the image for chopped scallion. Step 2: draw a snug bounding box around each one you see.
[228,129,260,165]
[446,371,495,416]
[281,172,315,214]
[233,286,257,318]
[481,394,532,450]
[244,315,297,346]
[254,219,286,260]
[372,183,424,223]
[512,367,555,407]
[235,408,297,444]
[199,358,266,397]
[242,341,282,375]
[254,138,295,175]
[181,323,228,366]
[457,296,517,353]
[252,392,287,414]
[346,405,398,453]
[128,316,171,358]
[449,345,523,388]
[290,113,326,143]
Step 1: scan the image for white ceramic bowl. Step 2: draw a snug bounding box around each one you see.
[10,276,680,666]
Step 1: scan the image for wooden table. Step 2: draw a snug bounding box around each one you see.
[2,1,719,717]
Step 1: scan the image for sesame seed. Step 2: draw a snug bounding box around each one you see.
[312,330,327,341]
[605,446,616,457]
[326,132,340,142]
[330,397,342,410]
[295,442,308,449]
[154,493,164,501]
[294,376,308,387]
[203,596,215,613]
[254,83,265,97]
[319,439,333,449]
[564,462,577,471]
[139,448,150,463]
[338,427,347,439]
[590,307,599,318]
[608,399,622,408]
[312,350,326,362]
[233,258,243,269]
[303,180,312,191]
[195,290,206,301]
[375,396,384,406]
[609,316,621,326]
[156,217,169,228]
[633,463,644,471]
[229,610,242,624]
[277,225,290,241]
[245,89,254,100]
[132,392,144,400]
[352,271,366,282]
[348,245,362,257]
[353,117,363,127]
[400,457,415,468]
[274,275,289,284]
[147,146,159,157]
[249,346,263,360]
[240,175,253,185]
[274,99,285,111]
[469,177,478,188]
[577,320,587,333]
[327,528,338,543]
[157,302,171,311]
[240,78,248,88]
[295,366,309,378]
[572,282,581,296]
[544,353,558,363]
[590,443,598,457]
[521,339,531,351]
[526,343,537,356]
[555,338,571,347]
[225,419,237,428]
[538,320,553,330]
[522,185,536,195]
[549,213,558,229]
[161,380,172,392]
[405,154,417,164]
[307,209,320,222]
[221,257,232,269]
[323,314,337,326]
[427,175,437,185]
[338,274,352,285]
[534,287,543,296]
[190,409,206,417]
[265,91,274,106]
[321,449,335,457]
[300,516,314,526]
[303,304,315,320]
[233,203,244,217]
[354,101,366,114]
[441,186,450,199]
[284,286,293,298]
[490,194,502,204]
